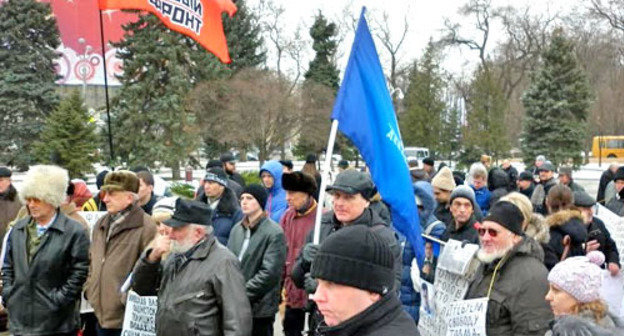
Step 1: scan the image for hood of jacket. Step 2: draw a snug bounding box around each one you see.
[546,209,587,243]
[413,181,436,228]
[525,213,550,244]
[260,160,284,194]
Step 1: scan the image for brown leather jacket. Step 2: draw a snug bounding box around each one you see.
[85,202,157,328]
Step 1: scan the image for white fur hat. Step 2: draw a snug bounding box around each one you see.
[19,165,69,208]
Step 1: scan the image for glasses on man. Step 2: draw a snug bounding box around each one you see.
[477,227,500,237]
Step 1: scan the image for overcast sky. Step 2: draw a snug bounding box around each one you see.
[246,0,583,79]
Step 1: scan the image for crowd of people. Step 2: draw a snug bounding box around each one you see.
[0,153,622,336]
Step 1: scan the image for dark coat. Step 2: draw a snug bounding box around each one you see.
[434,202,452,226]
[597,169,616,205]
[132,235,252,336]
[518,183,535,199]
[228,171,246,188]
[489,169,510,206]
[503,165,518,190]
[0,185,21,244]
[227,216,287,318]
[316,293,419,336]
[440,217,479,245]
[196,188,243,245]
[587,216,620,267]
[2,212,90,335]
[543,209,588,270]
[465,237,552,336]
[141,192,161,215]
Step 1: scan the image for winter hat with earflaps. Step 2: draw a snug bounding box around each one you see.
[548,251,605,303]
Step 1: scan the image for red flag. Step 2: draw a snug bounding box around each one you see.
[99,0,237,63]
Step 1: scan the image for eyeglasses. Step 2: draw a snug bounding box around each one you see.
[477,227,500,237]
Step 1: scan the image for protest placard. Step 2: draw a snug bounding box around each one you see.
[445,297,488,336]
[594,204,624,266]
[121,291,157,336]
[437,239,479,276]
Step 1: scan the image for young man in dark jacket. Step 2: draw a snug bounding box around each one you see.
[441,185,480,244]
[227,184,287,336]
[2,165,89,336]
[132,198,252,336]
[197,168,243,245]
[311,225,418,336]
[516,171,535,199]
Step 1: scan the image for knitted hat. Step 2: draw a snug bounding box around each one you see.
[432,166,456,191]
[101,170,140,193]
[19,165,69,208]
[205,160,223,169]
[204,167,228,186]
[614,167,624,182]
[282,171,317,196]
[0,167,12,178]
[242,184,268,210]
[548,251,605,303]
[573,191,595,208]
[305,154,317,163]
[279,160,293,170]
[518,171,533,181]
[483,201,524,235]
[449,185,477,209]
[311,225,394,295]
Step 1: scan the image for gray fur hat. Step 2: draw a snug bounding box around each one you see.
[19,165,69,208]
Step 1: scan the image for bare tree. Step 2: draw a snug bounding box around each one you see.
[590,0,624,32]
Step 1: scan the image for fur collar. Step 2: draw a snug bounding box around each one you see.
[545,209,584,228]
[525,213,550,244]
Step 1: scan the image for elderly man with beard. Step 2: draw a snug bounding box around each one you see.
[132,198,252,336]
[465,201,552,336]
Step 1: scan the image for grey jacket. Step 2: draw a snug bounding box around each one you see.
[132,234,252,336]
[465,237,553,336]
[545,309,624,336]
[2,212,90,335]
[227,216,287,318]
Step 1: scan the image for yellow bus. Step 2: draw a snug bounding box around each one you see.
[592,136,624,158]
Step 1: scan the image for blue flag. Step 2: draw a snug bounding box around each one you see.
[331,8,424,265]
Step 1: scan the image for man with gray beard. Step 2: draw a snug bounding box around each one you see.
[132,198,252,336]
[465,201,552,336]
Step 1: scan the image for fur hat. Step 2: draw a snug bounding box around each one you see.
[101,170,139,193]
[19,165,69,208]
[282,171,317,195]
[432,166,456,191]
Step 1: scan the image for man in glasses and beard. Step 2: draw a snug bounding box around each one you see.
[465,201,552,336]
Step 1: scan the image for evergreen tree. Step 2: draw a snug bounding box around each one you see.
[463,65,510,158]
[440,101,462,161]
[400,42,447,154]
[521,29,592,167]
[0,0,60,169]
[304,11,340,91]
[111,13,222,178]
[223,0,266,71]
[33,91,98,178]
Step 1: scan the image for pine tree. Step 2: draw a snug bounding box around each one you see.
[33,91,98,178]
[111,13,222,178]
[521,29,592,167]
[0,0,60,169]
[463,65,510,158]
[400,42,447,154]
[304,11,340,91]
[223,0,266,71]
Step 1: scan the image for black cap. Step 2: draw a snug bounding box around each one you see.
[0,167,12,178]
[206,160,223,169]
[326,170,374,199]
[279,160,293,170]
[423,157,434,166]
[614,167,624,182]
[518,171,533,181]
[164,198,212,228]
[204,168,228,186]
[220,152,235,163]
[574,191,596,208]
[305,154,317,163]
[338,160,349,169]
[483,201,524,236]
[538,162,556,173]
[311,225,394,295]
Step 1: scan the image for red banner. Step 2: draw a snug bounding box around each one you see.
[99,0,236,63]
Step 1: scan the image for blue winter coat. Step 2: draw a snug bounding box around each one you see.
[472,185,491,216]
[259,160,288,223]
[400,181,444,323]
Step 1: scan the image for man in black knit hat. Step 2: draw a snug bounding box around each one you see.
[310,225,418,335]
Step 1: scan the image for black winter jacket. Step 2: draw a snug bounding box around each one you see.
[316,292,419,336]
[227,216,287,318]
[586,216,620,267]
[132,235,252,336]
[2,213,90,335]
[543,209,588,270]
[440,217,479,245]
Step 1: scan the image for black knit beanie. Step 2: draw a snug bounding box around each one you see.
[614,167,624,182]
[311,225,394,295]
[242,183,268,210]
[483,201,524,235]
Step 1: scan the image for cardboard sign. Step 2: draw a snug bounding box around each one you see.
[121,291,157,336]
[437,239,479,276]
[445,298,488,336]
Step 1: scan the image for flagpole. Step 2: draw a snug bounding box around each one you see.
[98,9,115,167]
[313,120,339,244]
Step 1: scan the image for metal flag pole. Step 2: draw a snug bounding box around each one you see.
[98,10,115,167]
[312,120,339,244]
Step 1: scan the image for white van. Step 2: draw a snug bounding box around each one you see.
[404,147,430,165]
